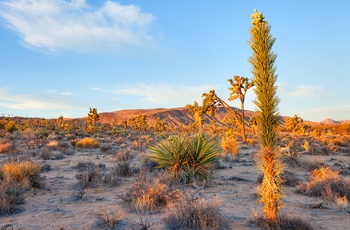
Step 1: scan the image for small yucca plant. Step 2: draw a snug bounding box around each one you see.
[148,133,219,183]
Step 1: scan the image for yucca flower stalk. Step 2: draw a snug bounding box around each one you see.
[248,9,283,222]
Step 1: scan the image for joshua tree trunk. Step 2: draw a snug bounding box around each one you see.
[249,9,283,222]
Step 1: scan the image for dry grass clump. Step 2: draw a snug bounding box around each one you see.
[0,160,42,188]
[76,137,99,149]
[113,150,133,162]
[75,162,120,188]
[221,133,239,155]
[298,167,350,203]
[94,207,126,230]
[122,169,180,212]
[251,214,313,230]
[76,163,101,188]
[0,181,24,215]
[115,161,133,177]
[39,148,64,160]
[164,191,223,230]
[0,142,11,153]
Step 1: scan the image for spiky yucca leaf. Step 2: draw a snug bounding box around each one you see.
[148,134,189,179]
[148,133,219,183]
[186,134,220,180]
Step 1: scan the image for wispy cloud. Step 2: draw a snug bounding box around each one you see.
[0,0,155,53]
[91,83,217,106]
[0,87,85,111]
[277,83,323,97]
[300,105,350,122]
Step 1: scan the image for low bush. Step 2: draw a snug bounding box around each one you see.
[0,142,11,153]
[164,191,223,230]
[115,161,133,177]
[0,160,42,188]
[221,131,239,155]
[297,167,350,202]
[76,164,101,188]
[0,181,24,215]
[94,207,126,230]
[122,169,180,212]
[76,137,99,149]
[251,214,313,230]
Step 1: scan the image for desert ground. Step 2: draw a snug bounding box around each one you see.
[0,113,350,230]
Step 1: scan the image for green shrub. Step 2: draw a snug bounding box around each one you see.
[148,133,219,183]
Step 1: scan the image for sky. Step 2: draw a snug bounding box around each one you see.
[0,0,349,122]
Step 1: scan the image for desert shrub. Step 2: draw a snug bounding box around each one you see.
[46,140,58,148]
[114,150,133,162]
[76,137,99,149]
[76,164,101,188]
[221,131,239,155]
[251,214,313,230]
[164,192,223,230]
[0,142,11,153]
[114,161,133,177]
[4,121,17,133]
[100,144,112,154]
[0,181,24,216]
[297,167,350,202]
[148,133,219,183]
[94,207,126,230]
[75,162,95,172]
[39,148,64,160]
[122,169,180,212]
[0,160,42,188]
[101,170,120,187]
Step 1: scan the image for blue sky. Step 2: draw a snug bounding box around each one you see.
[0,0,349,122]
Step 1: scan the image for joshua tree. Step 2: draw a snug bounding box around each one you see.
[228,76,254,142]
[186,98,210,133]
[249,9,283,222]
[203,90,248,141]
[285,114,303,133]
[87,108,99,134]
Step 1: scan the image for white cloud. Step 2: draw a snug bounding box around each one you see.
[0,0,155,52]
[0,87,85,111]
[277,82,323,97]
[93,83,217,106]
[60,92,73,96]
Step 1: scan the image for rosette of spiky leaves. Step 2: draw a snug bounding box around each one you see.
[148,133,219,183]
[148,134,189,181]
[186,133,220,181]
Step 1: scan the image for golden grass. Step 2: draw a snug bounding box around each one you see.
[298,167,350,205]
[1,161,42,188]
[310,167,339,182]
[0,143,11,153]
[76,137,99,149]
[221,135,239,155]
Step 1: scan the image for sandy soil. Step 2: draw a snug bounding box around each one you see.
[1,133,350,230]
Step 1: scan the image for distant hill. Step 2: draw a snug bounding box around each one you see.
[99,107,262,127]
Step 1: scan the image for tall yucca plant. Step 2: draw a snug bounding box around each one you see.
[248,9,283,221]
